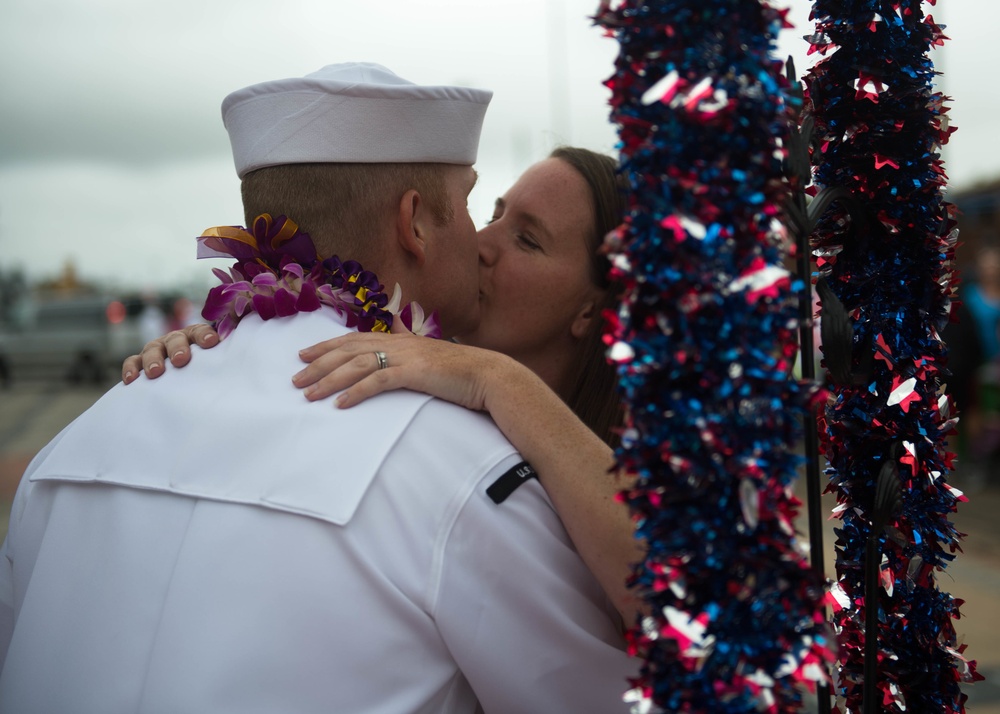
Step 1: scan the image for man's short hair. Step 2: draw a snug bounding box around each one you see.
[240,163,455,262]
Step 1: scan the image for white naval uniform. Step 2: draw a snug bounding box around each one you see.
[0,309,637,713]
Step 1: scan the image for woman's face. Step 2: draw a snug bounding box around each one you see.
[458,157,602,392]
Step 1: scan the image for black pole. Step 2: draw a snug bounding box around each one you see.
[794,181,833,714]
[863,533,880,714]
[786,55,833,713]
[795,236,826,583]
[862,455,901,714]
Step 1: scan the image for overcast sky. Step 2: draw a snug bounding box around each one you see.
[1,0,996,293]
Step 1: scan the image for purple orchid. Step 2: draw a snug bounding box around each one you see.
[400,302,441,339]
[197,214,439,339]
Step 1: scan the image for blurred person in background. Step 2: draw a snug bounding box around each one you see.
[168,297,200,332]
[138,292,170,345]
[946,242,1000,488]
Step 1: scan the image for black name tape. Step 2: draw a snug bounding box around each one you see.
[486,461,538,505]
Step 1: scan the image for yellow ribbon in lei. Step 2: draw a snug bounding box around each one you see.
[199,214,316,272]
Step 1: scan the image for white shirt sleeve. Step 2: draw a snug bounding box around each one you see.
[431,468,637,713]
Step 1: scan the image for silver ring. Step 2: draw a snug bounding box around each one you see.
[374,351,388,370]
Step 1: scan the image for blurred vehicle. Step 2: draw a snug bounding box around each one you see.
[0,295,149,385]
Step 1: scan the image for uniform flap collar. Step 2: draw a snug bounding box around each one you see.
[29,311,432,526]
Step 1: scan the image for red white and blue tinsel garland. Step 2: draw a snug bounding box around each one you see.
[803,1,982,711]
[595,1,836,710]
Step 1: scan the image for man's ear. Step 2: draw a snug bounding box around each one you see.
[395,188,427,266]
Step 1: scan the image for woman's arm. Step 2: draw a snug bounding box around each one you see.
[294,333,646,624]
[476,357,645,626]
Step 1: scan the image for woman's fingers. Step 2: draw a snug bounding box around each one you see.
[300,352,389,402]
[122,354,144,384]
[295,336,417,405]
[296,333,415,383]
[293,333,489,412]
[293,331,447,407]
[141,338,170,378]
[333,368,400,409]
[293,351,346,389]
[122,323,219,384]
[168,324,220,366]
[295,345,383,392]
[185,323,220,349]
[298,331,389,362]
[163,331,195,367]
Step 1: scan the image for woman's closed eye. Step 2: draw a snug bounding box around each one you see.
[517,233,542,251]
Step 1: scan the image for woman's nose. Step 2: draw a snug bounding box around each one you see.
[477,224,499,266]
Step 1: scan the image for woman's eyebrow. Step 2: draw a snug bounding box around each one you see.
[492,198,553,239]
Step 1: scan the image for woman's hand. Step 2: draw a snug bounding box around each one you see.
[121,324,221,384]
[293,332,508,412]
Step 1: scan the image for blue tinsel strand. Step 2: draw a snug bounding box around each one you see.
[803,1,982,711]
[595,1,837,710]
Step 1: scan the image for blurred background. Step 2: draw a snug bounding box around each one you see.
[1,0,997,708]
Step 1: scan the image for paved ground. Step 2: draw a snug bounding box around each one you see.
[0,379,997,709]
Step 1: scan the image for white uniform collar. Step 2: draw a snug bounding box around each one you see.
[30,311,433,526]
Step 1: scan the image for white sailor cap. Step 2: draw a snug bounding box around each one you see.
[222,62,493,178]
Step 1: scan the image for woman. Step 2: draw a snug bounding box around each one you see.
[125,146,646,623]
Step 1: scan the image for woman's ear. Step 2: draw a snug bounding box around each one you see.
[571,298,598,340]
[395,188,427,266]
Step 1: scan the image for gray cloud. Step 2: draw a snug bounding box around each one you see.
[1,0,626,170]
[0,99,228,167]
[1,0,996,288]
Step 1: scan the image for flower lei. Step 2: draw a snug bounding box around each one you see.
[197,214,440,340]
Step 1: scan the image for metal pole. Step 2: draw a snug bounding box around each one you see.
[795,189,833,714]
